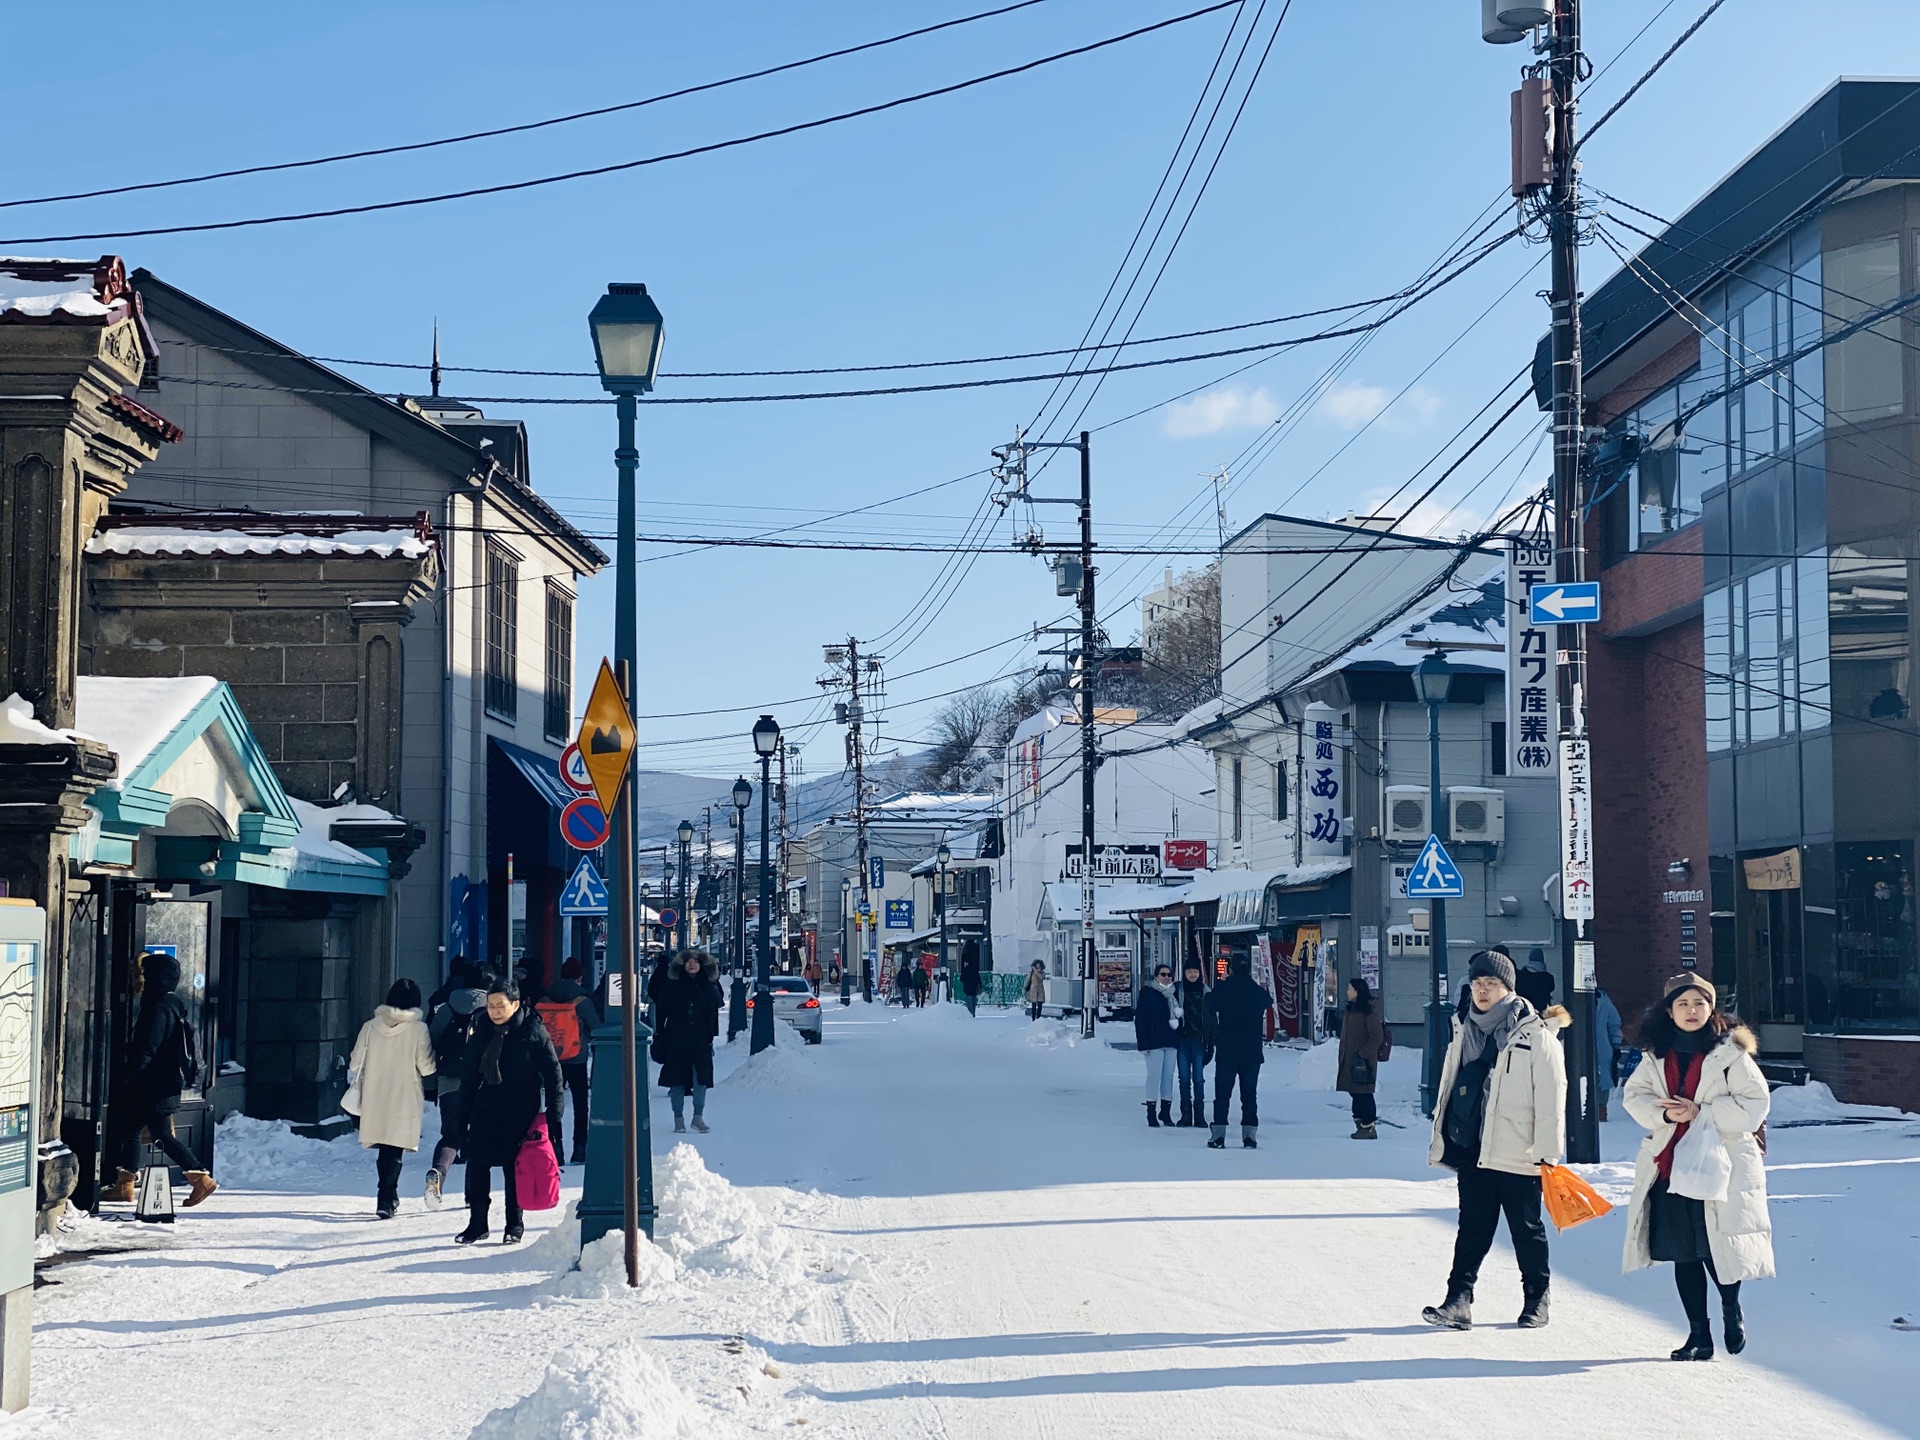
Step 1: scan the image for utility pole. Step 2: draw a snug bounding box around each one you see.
[1490,0,1600,1163]
[776,741,790,970]
[993,427,1098,1037]
[821,638,878,1002]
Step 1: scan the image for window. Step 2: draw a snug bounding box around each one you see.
[1490,721,1508,776]
[1231,756,1243,843]
[1826,236,1903,422]
[1829,546,1910,725]
[484,543,519,718]
[1273,761,1288,820]
[543,584,573,741]
[1825,842,1919,1032]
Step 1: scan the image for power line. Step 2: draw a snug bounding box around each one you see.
[1,2,1239,246]
[1578,0,1731,151]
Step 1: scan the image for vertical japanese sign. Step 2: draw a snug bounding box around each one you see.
[1559,737,1595,924]
[1506,532,1558,775]
[1301,701,1345,857]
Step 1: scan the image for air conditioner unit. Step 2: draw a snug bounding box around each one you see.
[1386,925,1431,959]
[1384,786,1429,843]
[1449,787,1507,844]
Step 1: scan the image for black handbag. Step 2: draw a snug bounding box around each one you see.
[1346,1054,1377,1088]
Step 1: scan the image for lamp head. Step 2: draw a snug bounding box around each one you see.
[732,777,752,810]
[587,282,665,394]
[1412,650,1453,707]
[751,713,781,757]
[936,843,951,866]
[677,820,694,846]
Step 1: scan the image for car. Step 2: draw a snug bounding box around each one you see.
[745,974,824,1043]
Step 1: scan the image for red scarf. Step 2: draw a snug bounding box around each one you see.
[1653,1049,1706,1181]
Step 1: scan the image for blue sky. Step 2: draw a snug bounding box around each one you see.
[10,1,1919,778]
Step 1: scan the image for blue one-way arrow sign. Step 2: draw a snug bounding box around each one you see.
[1529,580,1601,625]
[559,856,610,916]
[1406,834,1466,899]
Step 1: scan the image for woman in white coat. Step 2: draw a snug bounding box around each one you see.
[347,979,437,1219]
[1622,973,1773,1361]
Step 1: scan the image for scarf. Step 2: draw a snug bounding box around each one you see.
[1654,1029,1715,1180]
[1459,993,1527,1067]
[1152,978,1181,1028]
[479,1010,517,1087]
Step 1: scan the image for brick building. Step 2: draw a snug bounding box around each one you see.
[1560,78,1920,1109]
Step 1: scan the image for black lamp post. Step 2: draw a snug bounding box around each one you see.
[750,715,781,1053]
[1413,649,1453,1118]
[729,778,750,1039]
[935,842,952,997]
[581,281,665,1273]
[675,819,693,954]
[839,876,853,1006]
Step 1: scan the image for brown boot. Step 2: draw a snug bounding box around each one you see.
[182,1171,218,1208]
[101,1169,137,1205]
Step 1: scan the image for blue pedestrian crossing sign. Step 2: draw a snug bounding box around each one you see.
[1528,580,1601,625]
[558,856,609,916]
[1406,834,1465,899]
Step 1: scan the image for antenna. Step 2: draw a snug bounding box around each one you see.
[1203,466,1229,550]
[430,320,443,398]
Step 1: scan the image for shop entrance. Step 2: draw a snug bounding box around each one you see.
[1737,849,1804,1056]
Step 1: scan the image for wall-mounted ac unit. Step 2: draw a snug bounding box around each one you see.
[1384,786,1429,843]
[1449,786,1506,844]
[1386,925,1431,958]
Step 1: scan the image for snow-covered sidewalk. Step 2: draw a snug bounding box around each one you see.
[21,1002,1919,1438]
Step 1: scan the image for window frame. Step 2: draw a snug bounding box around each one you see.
[484,541,520,721]
[543,581,574,742]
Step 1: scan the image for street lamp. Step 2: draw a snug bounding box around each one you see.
[676,819,694,954]
[1413,650,1453,1118]
[839,875,853,1006]
[580,281,666,1278]
[729,779,750,1038]
[935,842,952,1000]
[750,715,781,1053]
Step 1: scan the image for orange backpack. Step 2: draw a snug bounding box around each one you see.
[535,999,583,1062]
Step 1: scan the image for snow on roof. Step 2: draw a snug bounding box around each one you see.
[74,676,219,781]
[0,257,119,320]
[1293,561,1506,692]
[1043,879,1192,924]
[287,799,384,869]
[0,693,92,746]
[1113,859,1351,914]
[88,527,431,559]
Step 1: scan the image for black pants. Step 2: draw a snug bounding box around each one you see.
[1212,1057,1260,1129]
[111,1097,201,1174]
[465,1159,522,1229]
[374,1144,404,1210]
[1448,1164,1550,1295]
[561,1063,590,1159]
[1350,1092,1377,1126]
[1029,1002,1044,1020]
[1675,1256,1741,1338]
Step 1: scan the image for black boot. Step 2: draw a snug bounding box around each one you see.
[1176,1102,1193,1127]
[1670,1334,1715,1361]
[1518,1284,1550,1329]
[455,1212,490,1245]
[1144,1103,1160,1128]
[1207,1123,1226,1149]
[1422,1287,1473,1331]
[1158,1099,1174,1128]
[1241,1125,1257,1149]
[1722,1290,1746,1355]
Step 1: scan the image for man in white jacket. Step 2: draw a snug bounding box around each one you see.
[1423,949,1567,1331]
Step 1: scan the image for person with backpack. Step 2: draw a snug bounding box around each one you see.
[346,979,436,1219]
[536,958,602,1164]
[1337,977,1387,1140]
[424,963,487,1208]
[444,979,564,1245]
[100,952,216,1209]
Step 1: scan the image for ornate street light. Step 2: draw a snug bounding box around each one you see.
[936,842,952,998]
[750,716,781,1052]
[729,779,751,1038]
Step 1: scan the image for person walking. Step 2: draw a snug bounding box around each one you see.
[654,950,724,1133]
[912,962,931,1008]
[1175,959,1208,1126]
[346,979,436,1219]
[100,952,216,1209]
[445,979,563,1246]
[424,962,487,1208]
[1337,977,1386,1140]
[1134,963,1180,1128]
[1515,946,1556,1014]
[1622,974,1773,1361]
[536,958,602,1164]
[1422,950,1566,1331]
[1023,960,1047,1020]
[1204,953,1271,1150]
[894,958,914,1008]
[1595,986,1625,1122]
[959,941,983,1016]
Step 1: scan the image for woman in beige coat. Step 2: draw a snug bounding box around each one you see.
[347,979,437,1219]
[1622,973,1773,1361]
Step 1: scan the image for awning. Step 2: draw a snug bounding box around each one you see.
[489,737,574,869]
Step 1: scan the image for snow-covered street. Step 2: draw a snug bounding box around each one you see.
[23,1003,1920,1439]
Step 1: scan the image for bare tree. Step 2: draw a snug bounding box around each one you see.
[1139,565,1220,717]
[915,684,1006,792]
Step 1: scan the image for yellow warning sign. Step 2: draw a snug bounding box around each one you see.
[576,659,635,817]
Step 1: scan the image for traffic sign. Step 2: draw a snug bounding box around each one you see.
[1406,834,1465,899]
[558,742,594,794]
[559,856,609,915]
[576,659,636,817]
[559,796,610,851]
[1529,581,1601,625]
[656,907,678,931]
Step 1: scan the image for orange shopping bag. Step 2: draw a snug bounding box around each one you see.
[1540,1163,1614,1231]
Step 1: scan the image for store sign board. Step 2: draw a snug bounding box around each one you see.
[1162,838,1209,871]
[1302,702,1345,856]
[1559,737,1595,922]
[1065,844,1162,879]
[1506,533,1558,776]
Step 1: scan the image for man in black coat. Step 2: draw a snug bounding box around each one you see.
[101,952,217,1207]
[1204,953,1272,1150]
[958,940,983,1016]
[653,952,724,1133]
[447,980,563,1245]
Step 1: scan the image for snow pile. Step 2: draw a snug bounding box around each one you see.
[721,1040,821,1092]
[1768,1079,1914,1123]
[531,1203,679,1300]
[214,1114,357,1187]
[0,693,89,746]
[467,1340,741,1440]
[1020,1017,1081,1049]
[1284,1037,1340,1090]
[653,1143,805,1283]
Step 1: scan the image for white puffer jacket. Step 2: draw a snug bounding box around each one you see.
[1621,1025,1774,1284]
[348,1005,436,1152]
[1427,1001,1567,1176]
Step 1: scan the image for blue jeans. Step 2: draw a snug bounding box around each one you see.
[668,1084,708,1120]
[1176,1036,1207,1115]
